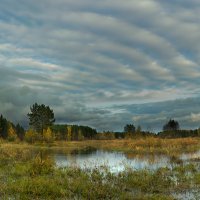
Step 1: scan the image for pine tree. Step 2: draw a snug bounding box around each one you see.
[27,103,55,135]
[0,115,8,139]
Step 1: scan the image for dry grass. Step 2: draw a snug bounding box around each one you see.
[0,137,199,156]
[55,137,200,156]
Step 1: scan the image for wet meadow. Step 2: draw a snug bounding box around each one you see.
[0,138,199,199]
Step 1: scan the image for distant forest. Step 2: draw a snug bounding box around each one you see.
[0,103,200,143]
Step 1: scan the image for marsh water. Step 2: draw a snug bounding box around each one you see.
[48,148,200,173]
[31,147,200,199]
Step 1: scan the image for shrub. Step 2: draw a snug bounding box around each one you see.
[29,153,55,176]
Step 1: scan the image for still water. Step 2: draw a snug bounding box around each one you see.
[52,148,200,173]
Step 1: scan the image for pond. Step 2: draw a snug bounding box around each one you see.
[51,148,200,173]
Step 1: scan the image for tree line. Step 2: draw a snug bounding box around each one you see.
[0,103,98,143]
[0,103,200,143]
[0,115,25,141]
[124,119,200,138]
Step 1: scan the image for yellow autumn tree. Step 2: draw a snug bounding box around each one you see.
[78,129,84,141]
[67,126,72,141]
[25,129,38,143]
[7,123,17,141]
[43,127,55,143]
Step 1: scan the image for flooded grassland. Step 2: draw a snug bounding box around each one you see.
[0,138,199,199]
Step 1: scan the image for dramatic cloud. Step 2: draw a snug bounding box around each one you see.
[1,0,200,131]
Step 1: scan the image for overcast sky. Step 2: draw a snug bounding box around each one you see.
[1,0,200,131]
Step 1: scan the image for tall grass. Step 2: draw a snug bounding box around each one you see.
[58,137,199,156]
[1,137,199,156]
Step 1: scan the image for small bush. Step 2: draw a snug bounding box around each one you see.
[29,153,55,176]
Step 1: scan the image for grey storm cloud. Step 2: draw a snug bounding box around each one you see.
[1,0,200,131]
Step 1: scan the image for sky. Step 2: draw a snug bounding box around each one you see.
[1,0,200,132]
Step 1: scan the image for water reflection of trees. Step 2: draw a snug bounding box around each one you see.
[125,153,165,164]
[71,146,97,155]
